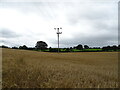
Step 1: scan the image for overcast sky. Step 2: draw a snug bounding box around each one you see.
[0,0,119,48]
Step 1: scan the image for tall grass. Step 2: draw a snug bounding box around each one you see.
[2,48,118,88]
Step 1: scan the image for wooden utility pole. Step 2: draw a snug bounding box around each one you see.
[54,27,62,53]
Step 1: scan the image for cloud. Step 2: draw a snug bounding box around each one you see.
[59,33,118,47]
[0,28,20,38]
[0,0,118,47]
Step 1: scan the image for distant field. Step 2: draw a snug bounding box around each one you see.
[40,48,103,52]
[2,48,118,88]
[72,49,102,52]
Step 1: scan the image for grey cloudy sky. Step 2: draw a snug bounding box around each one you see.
[0,0,119,48]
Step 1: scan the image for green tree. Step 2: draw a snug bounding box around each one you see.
[35,41,48,50]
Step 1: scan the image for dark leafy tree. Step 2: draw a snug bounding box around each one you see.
[49,47,52,51]
[70,47,73,49]
[0,45,9,48]
[84,45,89,49]
[19,45,28,50]
[12,46,18,49]
[35,41,48,50]
[118,45,120,49]
[19,46,22,49]
[23,45,28,49]
[102,45,118,51]
[102,46,110,51]
[112,45,118,51]
[27,47,35,50]
[76,44,83,50]
[73,46,77,49]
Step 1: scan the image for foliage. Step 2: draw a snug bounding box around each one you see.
[19,45,28,50]
[0,45,9,48]
[49,48,58,52]
[1,42,120,52]
[12,47,18,49]
[84,45,89,49]
[35,41,48,50]
[76,44,83,50]
[102,45,118,51]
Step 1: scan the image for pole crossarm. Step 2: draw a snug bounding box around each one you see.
[57,32,62,34]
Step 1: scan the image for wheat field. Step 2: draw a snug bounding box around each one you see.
[2,48,118,88]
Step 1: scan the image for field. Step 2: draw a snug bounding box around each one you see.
[40,48,103,52]
[2,48,118,88]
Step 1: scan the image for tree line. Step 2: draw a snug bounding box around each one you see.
[1,41,120,52]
